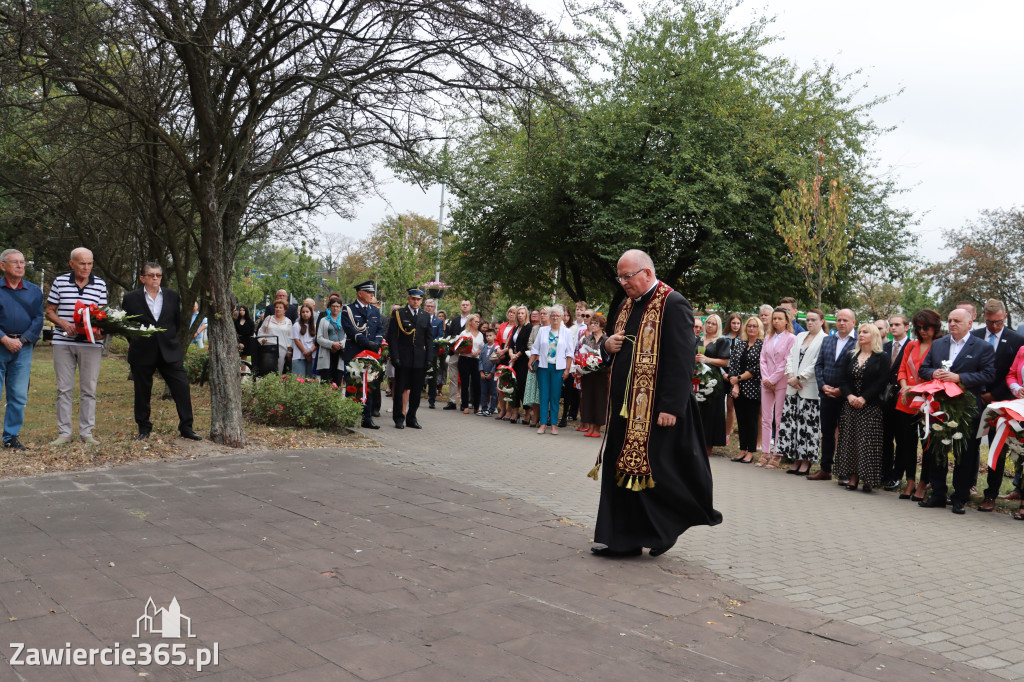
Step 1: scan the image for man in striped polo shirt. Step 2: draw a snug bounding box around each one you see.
[45,248,107,446]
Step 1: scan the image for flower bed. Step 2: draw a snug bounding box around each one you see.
[242,374,363,429]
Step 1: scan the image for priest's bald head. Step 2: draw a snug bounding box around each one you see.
[616,250,657,300]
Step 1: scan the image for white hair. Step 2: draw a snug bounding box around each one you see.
[549,304,565,318]
[0,249,23,263]
[70,247,92,262]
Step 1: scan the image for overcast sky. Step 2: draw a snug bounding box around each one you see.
[318,0,1023,264]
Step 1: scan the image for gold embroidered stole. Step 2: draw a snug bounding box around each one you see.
[612,281,673,491]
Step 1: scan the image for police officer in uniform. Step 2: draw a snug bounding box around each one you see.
[342,281,383,429]
[386,287,433,429]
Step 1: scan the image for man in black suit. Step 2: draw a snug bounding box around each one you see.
[973,299,1024,510]
[263,288,298,323]
[879,315,911,490]
[809,309,856,480]
[386,288,434,429]
[423,298,445,408]
[121,263,201,441]
[442,299,472,410]
[341,280,383,429]
[918,307,996,514]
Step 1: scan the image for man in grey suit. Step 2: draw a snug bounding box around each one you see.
[918,308,996,515]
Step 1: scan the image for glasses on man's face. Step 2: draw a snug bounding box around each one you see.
[616,268,646,284]
[144,273,163,278]
[4,259,26,266]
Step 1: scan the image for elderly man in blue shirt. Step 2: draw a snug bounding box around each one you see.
[0,249,44,451]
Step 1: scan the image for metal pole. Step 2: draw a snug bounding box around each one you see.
[435,184,445,282]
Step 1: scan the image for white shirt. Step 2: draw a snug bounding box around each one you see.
[529,325,576,370]
[834,333,853,360]
[986,329,1003,349]
[144,287,163,321]
[948,335,968,365]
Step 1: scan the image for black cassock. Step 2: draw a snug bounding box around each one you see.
[594,286,723,550]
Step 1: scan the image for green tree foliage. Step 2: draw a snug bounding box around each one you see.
[774,144,853,308]
[440,1,914,312]
[926,209,1024,322]
[366,214,441,307]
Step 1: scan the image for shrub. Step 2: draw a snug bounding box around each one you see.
[184,346,209,384]
[107,336,129,356]
[242,373,363,430]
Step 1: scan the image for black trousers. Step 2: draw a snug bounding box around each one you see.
[393,366,426,425]
[889,409,920,481]
[819,396,843,473]
[929,415,982,505]
[983,430,1022,499]
[458,356,480,410]
[561,376,579,420]
[734,395,760,453]
[131,360,194,434]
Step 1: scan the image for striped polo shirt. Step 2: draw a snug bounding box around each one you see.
[47,272,108,346]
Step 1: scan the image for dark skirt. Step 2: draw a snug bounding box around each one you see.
[697,389,727,447]
[511,355,530,408]
[579,372,610,426]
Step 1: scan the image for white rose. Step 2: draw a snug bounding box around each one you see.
[952,432,964,440]
[947,420,959,428]
[931,423,943,431]
[941,438,952,445]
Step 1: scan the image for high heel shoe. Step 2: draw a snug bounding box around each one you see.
[846,476,859,491]
[764,455,782,470]
[509,418,518,424]
[754,454,769,467]
[900,481,915,500]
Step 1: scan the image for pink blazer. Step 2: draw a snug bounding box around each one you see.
[760,331,796,387]
[1007,346,1024,393]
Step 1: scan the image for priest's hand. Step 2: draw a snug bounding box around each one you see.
[656,412,676,427]
[604,333,625,353]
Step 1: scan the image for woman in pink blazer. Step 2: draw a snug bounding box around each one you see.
[757,307,797,467]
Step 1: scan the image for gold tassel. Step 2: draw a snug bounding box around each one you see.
[587,465,599,481]
[631,477,641,492]
[647,476,655,489]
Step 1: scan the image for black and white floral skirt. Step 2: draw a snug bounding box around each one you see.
[776,394,820,461]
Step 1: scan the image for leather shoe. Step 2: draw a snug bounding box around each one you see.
[428,403,435,409]
[372,410,380,418]
[978,498,995,512]
[590,545,642,558]
[806,470,832,481]
[179,430,202,441]
[883,479,901,491]
[394,422,405,429]
[136,432,150,441]
[407,420,422,429]
[361,420,380,430]
[918,496,947,508]
[442,403,457,410]
[1006,490,1022,501]
[951,501,966,515]
[557,419,567,428]
[649,540,676,557]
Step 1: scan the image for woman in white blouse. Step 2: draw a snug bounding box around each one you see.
[529,305,575,435]
[258,300,293,374]
[776,309,827,475]
[456,314,484,414]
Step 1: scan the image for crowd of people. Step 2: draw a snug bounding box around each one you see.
[698,297,1024,517]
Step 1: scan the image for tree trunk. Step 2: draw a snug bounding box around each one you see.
[199,171,246,447]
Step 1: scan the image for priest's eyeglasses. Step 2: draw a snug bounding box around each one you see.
[616,268,646,284]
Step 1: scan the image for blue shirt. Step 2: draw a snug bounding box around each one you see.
[0,277,45,344]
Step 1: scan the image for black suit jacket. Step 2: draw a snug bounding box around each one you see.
[446,316,466,338]
[122,287,184,365]
[387,305,434,369]
[970,327,1024,401]
[920,335,996,411]
[882,338,909,387]
[840,352,889,406]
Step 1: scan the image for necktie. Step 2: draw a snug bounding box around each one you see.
[891,340,899,365]
[989,334,998,349]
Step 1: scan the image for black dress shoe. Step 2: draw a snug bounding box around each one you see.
[649,540,677,557]
[372,410,381,418]
[951,501,966,515]
[407,420,422,429]
[590,545,642,558]
[394,423,405,429]
[730,456,745,462]
[918,496,947,508]
[883,479,901,491]
[428,403,435,409]
[179,430,202,441]
[136,432,150,441]
[442,403,457,410]
[557,419,567,428]
[361,420,380,430]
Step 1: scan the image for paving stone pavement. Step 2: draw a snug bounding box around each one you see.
[0,426,1000,681]
[364,407,1024,679]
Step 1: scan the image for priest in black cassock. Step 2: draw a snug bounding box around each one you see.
[591,250,722,558]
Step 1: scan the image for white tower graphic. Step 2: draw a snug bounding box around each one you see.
[134,597,196,638]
